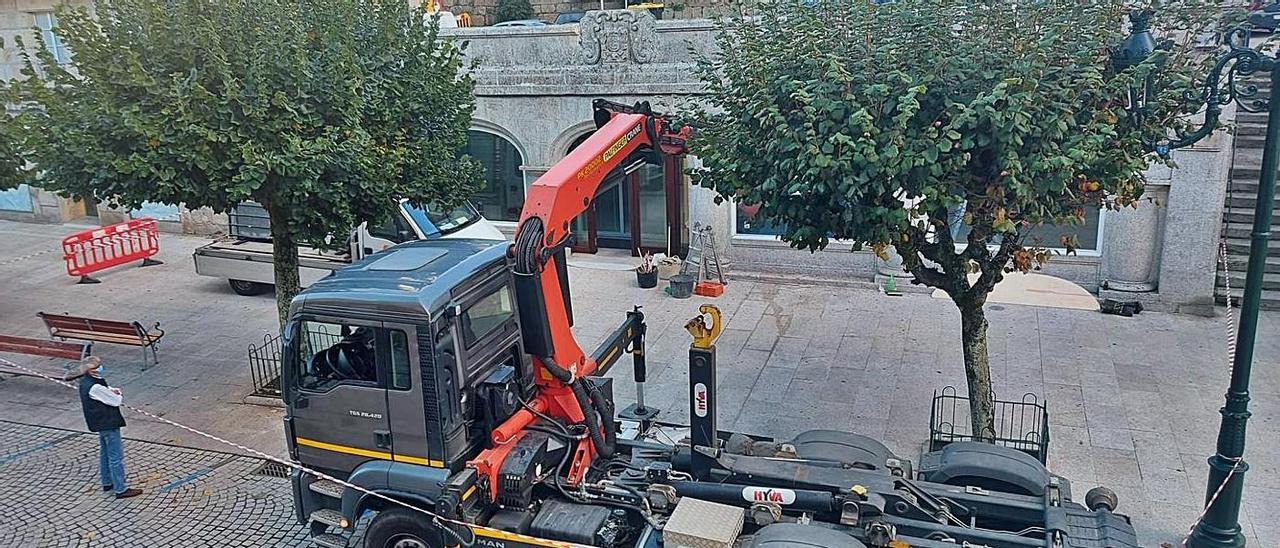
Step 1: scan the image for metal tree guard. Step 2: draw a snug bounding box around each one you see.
[1114,11,1272,548]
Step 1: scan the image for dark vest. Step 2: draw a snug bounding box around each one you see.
[79,375,126,432]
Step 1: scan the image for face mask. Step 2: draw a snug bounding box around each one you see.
[91,366,104,377]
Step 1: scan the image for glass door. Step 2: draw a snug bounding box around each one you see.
[633,164,668,254]
[595,177,631,250]
[564,132,684,256]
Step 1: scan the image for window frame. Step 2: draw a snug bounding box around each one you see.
[458,284,517,351]
[32,12,70,65]
[292,315,413,394]
[463,129,527,223]
[728,198,1107,257]
[385,328,413,392]
[367,210,416,244]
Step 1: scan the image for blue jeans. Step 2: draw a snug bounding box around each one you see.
[98,428,128,494]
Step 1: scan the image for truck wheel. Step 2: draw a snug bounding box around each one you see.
[364,508,439,548]
[228,279,270,296]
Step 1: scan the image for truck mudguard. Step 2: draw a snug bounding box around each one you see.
[341,460,452,520]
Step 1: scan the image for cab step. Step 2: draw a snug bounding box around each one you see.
[309,479,345,499]
[312,533,348,548]
[310,508,349,529]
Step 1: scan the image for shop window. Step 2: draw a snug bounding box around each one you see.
[736,200,1101,252]
[952,206,1102,251]
[735,202,786,236]
[464,130,524,222]
[0,184,34,212]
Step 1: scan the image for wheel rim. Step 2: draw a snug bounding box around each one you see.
[387,534,428,548]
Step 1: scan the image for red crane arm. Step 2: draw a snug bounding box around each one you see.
[512,100,688,380]
[470,100,687,493]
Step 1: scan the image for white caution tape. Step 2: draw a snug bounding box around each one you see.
[0,356,594,548]
[1178,240,1244,547]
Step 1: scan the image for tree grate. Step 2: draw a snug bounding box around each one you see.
[251,461,292,478]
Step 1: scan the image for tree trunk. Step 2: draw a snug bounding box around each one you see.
[957,299,996,439]
[268,204,302,330]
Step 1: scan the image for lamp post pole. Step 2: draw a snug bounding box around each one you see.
[1186,50,1279,548]
[1116,12,1275,548]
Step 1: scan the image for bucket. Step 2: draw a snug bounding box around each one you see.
[669,274,695,299]
[636,268,658,288]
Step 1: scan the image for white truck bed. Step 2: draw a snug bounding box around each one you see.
[193,239,351,288]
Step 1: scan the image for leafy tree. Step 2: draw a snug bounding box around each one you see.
[690,0,1221,434]
[494,0,536,23]
[0,112,26,191]
[14,0,481,326]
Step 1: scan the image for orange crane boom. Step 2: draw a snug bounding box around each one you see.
[470,100,689,494]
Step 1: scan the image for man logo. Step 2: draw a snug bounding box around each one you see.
[694,382,708,417]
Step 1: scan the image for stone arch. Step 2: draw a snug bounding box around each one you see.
[547,120,601,159]
[469,117,530,165]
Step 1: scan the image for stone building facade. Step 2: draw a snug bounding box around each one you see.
[443,0,735,27]
[444,10,1237,314]
[0,1,1241,312]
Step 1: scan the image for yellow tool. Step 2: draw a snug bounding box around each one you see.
[684,304,722,349]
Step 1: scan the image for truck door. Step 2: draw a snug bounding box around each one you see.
[289,315,395,472]
[381,322,435,468]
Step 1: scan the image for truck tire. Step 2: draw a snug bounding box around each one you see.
[228,279,271,296]
[364,508,439,548]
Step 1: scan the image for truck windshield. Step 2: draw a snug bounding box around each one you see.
[404,202,481,237]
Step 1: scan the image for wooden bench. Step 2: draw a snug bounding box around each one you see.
[0,334,90,381]
[38,312,164,368]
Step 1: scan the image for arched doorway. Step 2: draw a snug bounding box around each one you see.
[565,132,685,256]
[464,130,525,223]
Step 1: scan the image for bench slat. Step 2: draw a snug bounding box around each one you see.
[40,313,136,333]
[50,328,162,340]
[0,335,89,360]
[49,329,153,347]
[49,320,135,336]
[37,312,161,366]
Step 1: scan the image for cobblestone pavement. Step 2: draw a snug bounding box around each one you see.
[0,420,312,547]
[1,219,1278,546]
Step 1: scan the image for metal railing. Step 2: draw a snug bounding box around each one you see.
[248,333,283,398]
[928,386,1051,465]
[247,328,344,398]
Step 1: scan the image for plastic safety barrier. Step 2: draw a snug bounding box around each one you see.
[62,217,164,284]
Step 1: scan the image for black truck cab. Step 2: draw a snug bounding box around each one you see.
[282,239,534,535]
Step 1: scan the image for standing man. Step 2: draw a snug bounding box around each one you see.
[78,356,142,499]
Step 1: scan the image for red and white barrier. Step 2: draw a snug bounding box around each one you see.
[62,217,164,284]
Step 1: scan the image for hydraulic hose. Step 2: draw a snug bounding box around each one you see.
[572,380,613,458]
[514,216,616,457]
[584,377,617,457]
[540,355,574,384]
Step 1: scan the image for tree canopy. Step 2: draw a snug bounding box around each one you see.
[15,0,482,323]
[494,0,537,23]
[690,0,1224,432]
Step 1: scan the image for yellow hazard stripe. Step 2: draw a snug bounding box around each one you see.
[295,437,443,468]
[602,345,620,367]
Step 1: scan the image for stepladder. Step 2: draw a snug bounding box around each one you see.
[681,223,726,284]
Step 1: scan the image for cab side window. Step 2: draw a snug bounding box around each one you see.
[389,330,412,390]
[368,213,414,244]
[460,286,515,349]
[295,319,411,391]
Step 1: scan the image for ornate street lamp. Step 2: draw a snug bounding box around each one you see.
[1115,10,1272,548]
